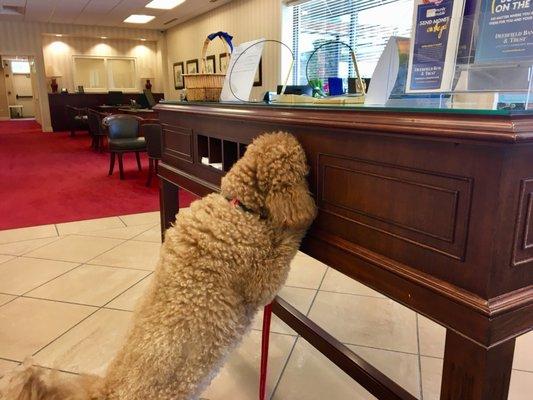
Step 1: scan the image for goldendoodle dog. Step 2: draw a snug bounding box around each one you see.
[1,131,317,400]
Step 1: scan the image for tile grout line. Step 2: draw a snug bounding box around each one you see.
[513,368,533,374]
[0,356,21,364]
[117,216,128,227]
[0,236,62,259]
[0,232,58,247]
[31,272,152,360]
[0,261,85,310]
[416,313,424,400]
[24,228,159,359]
[270,266,329,399]
[18,255,154,272]
[0,228,159,313]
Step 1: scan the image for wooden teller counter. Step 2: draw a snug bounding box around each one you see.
[155,101,533,400]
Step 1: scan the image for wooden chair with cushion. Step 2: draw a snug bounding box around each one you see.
[143,123,163,187]
[66,105,88,137]
[102,114,146,180]
[87,109,107,152]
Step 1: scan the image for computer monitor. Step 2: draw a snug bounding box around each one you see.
[276,85,313,96]
[107,91,124,106]
[136,93,150,109]
[143,89,157,108]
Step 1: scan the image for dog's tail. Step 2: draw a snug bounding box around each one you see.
[0,360,104,400]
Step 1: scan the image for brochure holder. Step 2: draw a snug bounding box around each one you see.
[368,0,533,110]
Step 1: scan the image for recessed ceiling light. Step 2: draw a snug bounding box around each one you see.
[100,36,108,39]
[140,38,147,41]
[124,14,155,24]
[145,0,186,10]
[55,34,63,37]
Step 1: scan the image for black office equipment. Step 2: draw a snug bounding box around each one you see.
[108,91,124,106]
[144,89,157,108]
[136,93,150,109]
[276,85,313,96]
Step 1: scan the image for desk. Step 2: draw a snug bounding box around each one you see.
[155,101,533,400]
[117,107,159,121]
[48,92,164,131]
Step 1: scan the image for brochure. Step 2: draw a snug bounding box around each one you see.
[475,0,533,63]
[407,0,466,92]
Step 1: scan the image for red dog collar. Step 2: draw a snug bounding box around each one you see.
[229,198,241,207]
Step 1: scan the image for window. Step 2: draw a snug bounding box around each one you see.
[284,0,413,85]
[73,56,137,92]
[107,59,136,91]
[11,61,31,74]
[74,57,107,91]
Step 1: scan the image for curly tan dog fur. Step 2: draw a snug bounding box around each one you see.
[0,132,317,400]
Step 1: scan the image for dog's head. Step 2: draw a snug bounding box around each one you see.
[221,132,316,230]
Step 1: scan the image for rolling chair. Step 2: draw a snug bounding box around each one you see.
[87,109,107,152]
[102,114,146,180]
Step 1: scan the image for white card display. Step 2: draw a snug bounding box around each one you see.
[220,39,265,102]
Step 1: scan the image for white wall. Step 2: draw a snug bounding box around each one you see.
[42,36,160,94]
[164,0,283,101]
[0,20,162,131]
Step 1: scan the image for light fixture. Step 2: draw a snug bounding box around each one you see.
[145,0,185,10]
[124,14,155,24]
[140,38,147,41]
[100,36,108,39]
[55,34,63,37]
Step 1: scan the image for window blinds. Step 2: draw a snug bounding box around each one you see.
[287,0,413,84]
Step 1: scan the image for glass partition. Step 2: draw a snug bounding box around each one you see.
[73,57,107,92]
[107,58,136,91]
[73,56,137,93]
[278,0,533,111]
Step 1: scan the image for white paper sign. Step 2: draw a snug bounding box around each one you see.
[220,39,264,102]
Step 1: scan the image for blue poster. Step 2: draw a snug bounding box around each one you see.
[475,0,533,63]
[410,0,455,90]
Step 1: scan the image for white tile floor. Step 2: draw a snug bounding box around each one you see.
[0,211,531,399]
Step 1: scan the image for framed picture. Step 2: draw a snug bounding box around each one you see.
[205,55,216,74]
[186,59,199,74]
[253,57,263,87]
[173,62,184,89]
[219,53,229,74]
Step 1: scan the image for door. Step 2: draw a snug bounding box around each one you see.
[0,63,8,119]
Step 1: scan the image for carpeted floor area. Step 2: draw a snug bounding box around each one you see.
[0,120,195,230]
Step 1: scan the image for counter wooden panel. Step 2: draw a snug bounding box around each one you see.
[155,102,533,400]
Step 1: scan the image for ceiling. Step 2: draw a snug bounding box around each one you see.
[0,0,233,30]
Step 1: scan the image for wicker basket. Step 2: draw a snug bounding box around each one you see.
[183,33,232,102]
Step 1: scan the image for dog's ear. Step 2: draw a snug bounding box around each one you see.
[220,149,265,213]
[265,182,316,229]
[256,132,317,229]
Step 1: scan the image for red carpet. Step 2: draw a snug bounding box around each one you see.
[0,120,196,230]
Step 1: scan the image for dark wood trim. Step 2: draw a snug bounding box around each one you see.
[156,103,533,143]
[159,177,179,240]
[440,330,515,399]
[156,102,533,399]
[273,297,417,400]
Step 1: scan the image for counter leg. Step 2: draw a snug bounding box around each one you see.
[159,179,179,241]
[440,330,515,400]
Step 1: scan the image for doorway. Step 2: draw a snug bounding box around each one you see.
[0,56,39,120]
